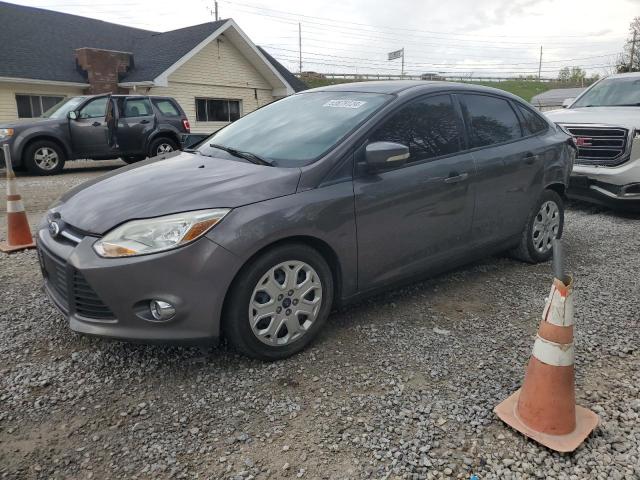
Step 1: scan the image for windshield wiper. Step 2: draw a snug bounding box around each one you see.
[209,143,272,166]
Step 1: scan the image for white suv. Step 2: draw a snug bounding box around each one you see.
[546,72,640,211]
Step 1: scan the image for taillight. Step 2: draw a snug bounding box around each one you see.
[182,119,190,133]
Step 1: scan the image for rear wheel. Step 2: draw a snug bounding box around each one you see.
[148,137,178,158]
[223,244,334,361]
[510,189,564,263]
[24,140,65,175]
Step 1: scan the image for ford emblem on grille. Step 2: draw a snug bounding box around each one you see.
[48,220,60,238]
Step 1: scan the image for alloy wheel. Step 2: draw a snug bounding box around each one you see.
[34,147,60,171]
[249,261,323,346]
[532,200,560,254]
[156,143,174,155]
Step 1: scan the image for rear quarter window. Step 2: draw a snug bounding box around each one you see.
[516,104,548,136]
[152,99,181,117]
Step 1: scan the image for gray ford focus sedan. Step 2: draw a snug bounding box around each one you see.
[37,81,575,360]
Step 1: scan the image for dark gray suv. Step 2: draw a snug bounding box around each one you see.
[0,94,190,175]
[36,81,575,360]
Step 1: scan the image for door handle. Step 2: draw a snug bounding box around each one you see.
[92,121,101,127]
[444,172,469,184]
[524,154,538,165]
[140,119,150,124]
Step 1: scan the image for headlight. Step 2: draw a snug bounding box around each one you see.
[0,128,14,140]
[93,208,230,258]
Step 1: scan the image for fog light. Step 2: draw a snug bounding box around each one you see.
[150,300,176,321]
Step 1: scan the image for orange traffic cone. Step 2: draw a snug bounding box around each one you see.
[1,144,35,253]
[494,241,598,452]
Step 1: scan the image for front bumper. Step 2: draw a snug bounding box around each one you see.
[568,174,640,211]
[36,225,242,343]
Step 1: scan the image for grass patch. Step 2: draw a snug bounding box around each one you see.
[301,77,584,102]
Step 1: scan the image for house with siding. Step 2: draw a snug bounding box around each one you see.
[0,1,306,133]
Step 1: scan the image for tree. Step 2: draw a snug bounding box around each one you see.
[557,66,586,83]
[558,67,571,81]
[617,16,640,72]
[570,66,586,82]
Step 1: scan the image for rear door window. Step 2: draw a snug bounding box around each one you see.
[460,94,522,148]
[123,98,153,117]
[152,99,181,117]
[516,104,548,136]
[370,94,463,163]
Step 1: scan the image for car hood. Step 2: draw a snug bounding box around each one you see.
[545,107,640,129]
[57,151,302,235]
[0,117,64,130]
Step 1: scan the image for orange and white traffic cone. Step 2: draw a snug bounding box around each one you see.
[1,144,35,253]
[494,240,598,452]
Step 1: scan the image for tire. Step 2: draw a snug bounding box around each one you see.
[223,243,334,361]
[510,189,564,264]
[147,137,178,158]
[122,155,146,164]
[24,140,66,175]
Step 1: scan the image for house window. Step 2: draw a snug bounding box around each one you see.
[16,94,65,118]
[195,98,241,122]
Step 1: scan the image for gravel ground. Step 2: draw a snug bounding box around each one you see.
[0,163,639,479]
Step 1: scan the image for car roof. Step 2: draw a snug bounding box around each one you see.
[300,80,526,101]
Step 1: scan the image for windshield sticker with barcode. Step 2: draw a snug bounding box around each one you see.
[323,99,367,109]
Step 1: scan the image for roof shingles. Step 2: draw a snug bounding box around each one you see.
[0,1,306,91]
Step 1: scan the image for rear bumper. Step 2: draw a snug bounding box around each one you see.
[36,223,242,343]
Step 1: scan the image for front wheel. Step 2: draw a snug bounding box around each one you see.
[24,140,66,175]
[223,244,334,361]
[510,189,564,264]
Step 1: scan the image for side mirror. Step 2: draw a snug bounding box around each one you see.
[365,141,410,171]
[561,98,574,109]
[68,111,77,120]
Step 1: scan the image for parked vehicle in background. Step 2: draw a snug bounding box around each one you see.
[36,81,574,360]
[0,94,190,175]
[546,72,640,210]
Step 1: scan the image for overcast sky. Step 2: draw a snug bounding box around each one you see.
[12,0,640,78]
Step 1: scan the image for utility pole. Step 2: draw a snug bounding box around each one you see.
[298,22,302,74]
[538,46,542,80]
[401,48,405,78]
[209,1,219,20]
[630,30,637,71]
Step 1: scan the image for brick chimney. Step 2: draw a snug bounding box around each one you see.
[75,48,133,94]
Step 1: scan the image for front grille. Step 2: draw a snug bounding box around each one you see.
[565,126,629,166]
[73,270,115,319]
[40,246,69,312]
[39,245,115,320]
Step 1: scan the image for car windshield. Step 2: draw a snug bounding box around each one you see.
[572,77,640,108]
[197,91,391,166]
[42,96,87,119]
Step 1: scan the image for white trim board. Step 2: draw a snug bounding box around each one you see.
[0,76,89,88]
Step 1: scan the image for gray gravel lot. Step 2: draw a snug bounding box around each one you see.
[0,162,639,479]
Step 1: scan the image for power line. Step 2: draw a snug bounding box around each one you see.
[227,5,618,51]
[263,46,618,68]
[219,0,621,41]
[270,53,614,74]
